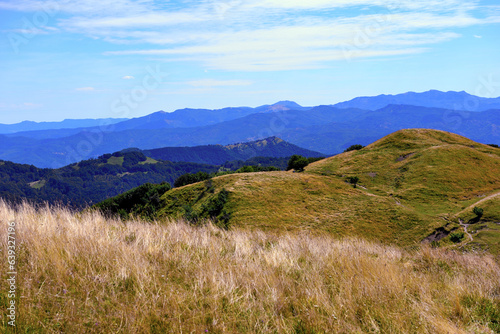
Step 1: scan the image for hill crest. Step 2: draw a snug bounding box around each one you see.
[108,129,500,251]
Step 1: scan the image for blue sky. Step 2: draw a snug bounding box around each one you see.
[0,0,499,123]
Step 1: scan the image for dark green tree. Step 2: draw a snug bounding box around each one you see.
[473,206,483,218]
[287,155,309,172]
[347,176,359,188]
[450,232,465,243]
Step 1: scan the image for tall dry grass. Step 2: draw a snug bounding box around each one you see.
[1,200,499,333]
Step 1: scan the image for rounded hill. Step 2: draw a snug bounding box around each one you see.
[99,129,500,249]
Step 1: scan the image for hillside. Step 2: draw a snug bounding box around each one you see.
[2,201,499,333]
[109,129,500,251]
[0,137,313,208]
[0,152,219,208]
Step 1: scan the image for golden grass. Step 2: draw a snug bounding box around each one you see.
[1,200,500,333]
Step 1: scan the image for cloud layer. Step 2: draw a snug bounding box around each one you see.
[3,0,500,71]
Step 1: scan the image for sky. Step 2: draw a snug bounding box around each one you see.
[0,0,499,124]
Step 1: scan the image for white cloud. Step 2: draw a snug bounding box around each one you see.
[63,12,207,29]
[4,0,499,71]
[0,102,42,109]
[187,79,253,87]
[474,35,483,38]
[75,87,95,91]
[122,75,134,79]
[0,0,156,15]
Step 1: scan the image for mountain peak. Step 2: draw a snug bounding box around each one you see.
[334,90,500,111]
[272,101,302,108]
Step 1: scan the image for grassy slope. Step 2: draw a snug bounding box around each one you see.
[456,193,500,254]
[1,201,499,333]
[158,129,500,248]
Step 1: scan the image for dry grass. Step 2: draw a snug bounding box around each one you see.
[1,200,500,333]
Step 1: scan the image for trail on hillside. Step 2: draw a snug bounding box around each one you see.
[458,219,473,242]
[454,191,500,217]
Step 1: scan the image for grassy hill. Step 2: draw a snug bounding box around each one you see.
[137,129,500,250]
[2,201,499,333]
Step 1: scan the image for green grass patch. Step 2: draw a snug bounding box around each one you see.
[107,156,124,166]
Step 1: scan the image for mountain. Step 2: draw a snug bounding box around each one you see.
[2,104,498,168]
[0,106,361,167]
[1,102,309,140]
[0,137,318,207]
[333,90,500,111]
[1,93,498,168]
[253,100,312,112]
[97,129,500,251]
[0,118,128,134]
[143,137,324,165]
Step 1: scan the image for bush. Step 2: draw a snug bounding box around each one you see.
[237,166,255,173]
[473,206,483,218]
[185,189,231,229]
[347,176,359,188]
[183,204,199,224]
[287,155,309,172]
[450,232,465,243]
[94,182,171,220]
[174,172,211,187]
[344,144,364,152]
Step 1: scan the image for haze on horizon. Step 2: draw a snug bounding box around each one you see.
[1,0,500,124]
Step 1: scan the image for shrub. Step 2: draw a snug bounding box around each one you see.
[183,204,199,224]
[450,232,465,243]
[174,172,211,187]
[287,155,309,172]
[347,176,359,188]
[344,144,365,152]
[94,182,171,220]
[237,165,255,173]
[473,206,483,218]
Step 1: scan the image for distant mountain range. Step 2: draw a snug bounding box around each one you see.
[0,118,128,134]
[0,90,498,168]
[333,90,500,111]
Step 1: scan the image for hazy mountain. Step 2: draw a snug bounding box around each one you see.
[1,91,498,168]
[1,103,498,168]
[333,90,500,111]
[2,102,308,140]
[0,118,128,134]
[253,100,312,112]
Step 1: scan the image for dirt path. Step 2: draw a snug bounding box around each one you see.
[454,191,500,217]
[459,218,473,241]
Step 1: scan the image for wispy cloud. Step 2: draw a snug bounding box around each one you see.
[3,0,500,71]
[0,102,42,109]
[75,87,95,91]
[187,79,253,87]
[122,75,134,79]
